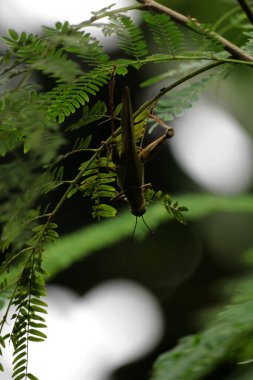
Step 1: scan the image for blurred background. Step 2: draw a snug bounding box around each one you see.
[1,0,253,379]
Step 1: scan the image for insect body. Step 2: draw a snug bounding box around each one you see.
[112,86,174,216]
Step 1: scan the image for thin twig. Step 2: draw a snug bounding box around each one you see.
[237,0,253,25]
[73,3,145,30]
[137,0,253,62]
[133,61,225,118]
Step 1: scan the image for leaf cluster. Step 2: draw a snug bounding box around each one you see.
[145,189,188,224]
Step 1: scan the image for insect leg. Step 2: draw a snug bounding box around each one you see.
[138,127,174,162]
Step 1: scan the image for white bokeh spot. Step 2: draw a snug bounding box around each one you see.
[1,281,164,380]
[0,0,137,35]
[170,100,253,194]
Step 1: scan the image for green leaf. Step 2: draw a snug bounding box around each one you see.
[0,336,5,348]
[30,322,47,329]
[12,365,26,378]
[13,344,27,356]
[92,203,117,218]
[14,337,27,349]
[12,352,26,365]
[30,305,47,314]
[8,29,19,40]
[30,298,48,307]
[28,336,45,342]
[48,223,58,229]
[55,21,62,30]
[59,113,65,123]
[114,102,122,117]
[13,359,27,371]
[32,225,45,233]
[67,187,79,199]
[178,206,188,212]
[30,314,46,322]
[62,21,69,33]
[29,329,47,339]
[47,229,59,238]
[13,373,26,380]
[80,91,89,102]
[27,374,39,380]
[23,141,30,154]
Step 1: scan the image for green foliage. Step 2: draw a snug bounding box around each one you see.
[2,30,82,82]
[143,12,185,56]
[243,31,253,55]
[10,261,47,380]
[155,75,215,122]
[44,68,110,123]
[67,100,108,130]
[145,189,188,224]
[0,245,48,378]
[103,15,148,60]
[140,61,204,88]
[187,18,224,55]
[79,157,117,219]
[43,21,109,66]
[0,1,252,378]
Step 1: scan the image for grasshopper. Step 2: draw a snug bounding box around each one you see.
[111,86,174,216]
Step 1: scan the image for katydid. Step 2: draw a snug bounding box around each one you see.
[111,86,174,216]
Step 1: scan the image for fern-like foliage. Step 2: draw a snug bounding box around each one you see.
[243,31,253,55]
[143,11,185,56]
[10,259,47,380]
[103,15,148,61]
[43,68,110,123]
[77,157,118,219]
[2,30,82,82]
[145,189,188,224]
[187,19,225,56]
[0,222,58,377]
[42,21,109,66]
[67,100,108,130]
[154,75,215,123]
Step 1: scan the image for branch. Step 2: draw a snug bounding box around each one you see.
[137,0,253,62]
[134,61,225,118]
[237,0,253,25]
[73,3,145,30]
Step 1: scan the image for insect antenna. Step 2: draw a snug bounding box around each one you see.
[121,216,138,266]
[130,216,138,247]
[141,215,169,257]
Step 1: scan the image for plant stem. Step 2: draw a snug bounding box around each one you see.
[73,4,145,30]
[213,6,240,31]
[137,0,253,62]
[133,61,225,118]
[237,0,253,25]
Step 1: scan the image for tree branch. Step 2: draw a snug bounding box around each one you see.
[237,0,253,25]
[137,0,253,62]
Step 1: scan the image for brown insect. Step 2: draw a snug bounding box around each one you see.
[111,86,174,216]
